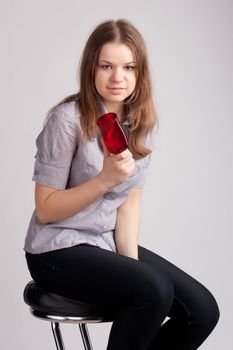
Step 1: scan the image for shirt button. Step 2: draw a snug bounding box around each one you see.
[34,170,39,175]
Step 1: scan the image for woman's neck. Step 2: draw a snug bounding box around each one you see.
[104,102,124,122]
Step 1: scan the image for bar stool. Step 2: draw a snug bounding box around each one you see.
[23,280,114,350]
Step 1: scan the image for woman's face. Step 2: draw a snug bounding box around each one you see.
[95,42,137,111]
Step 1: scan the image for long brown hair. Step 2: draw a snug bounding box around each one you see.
[45,19,159,159]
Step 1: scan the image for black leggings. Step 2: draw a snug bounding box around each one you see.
[25,244,219,350]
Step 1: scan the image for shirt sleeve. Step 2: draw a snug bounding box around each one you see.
[133,153,152,188]
[32,107,79,190]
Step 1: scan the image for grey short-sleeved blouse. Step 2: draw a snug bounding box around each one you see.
[24,98,152,254]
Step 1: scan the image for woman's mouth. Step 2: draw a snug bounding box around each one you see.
[108,87,124,90]
[107,87,125,94]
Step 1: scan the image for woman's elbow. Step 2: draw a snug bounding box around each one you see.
[35,206,51,224]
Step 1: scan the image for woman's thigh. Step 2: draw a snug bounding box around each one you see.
[26,244,167,310]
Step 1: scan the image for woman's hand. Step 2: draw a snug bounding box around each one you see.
[98,141,136,189]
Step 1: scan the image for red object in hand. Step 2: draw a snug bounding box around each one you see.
[97,113,128,154]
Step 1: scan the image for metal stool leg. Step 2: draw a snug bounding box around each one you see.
[79,323,93,350]
[51,322,65,350]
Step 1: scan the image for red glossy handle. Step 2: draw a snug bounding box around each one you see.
[97,113,128,154]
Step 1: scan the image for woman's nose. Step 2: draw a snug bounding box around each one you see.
[110,68,124,82]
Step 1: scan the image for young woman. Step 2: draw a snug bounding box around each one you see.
[24,19,219,349]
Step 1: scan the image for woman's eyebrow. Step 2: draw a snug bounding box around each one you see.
[99,60,112,64]
[99,60,136,65]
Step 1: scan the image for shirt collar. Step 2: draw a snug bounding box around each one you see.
[97,95,108,115]
[122,119,130,126]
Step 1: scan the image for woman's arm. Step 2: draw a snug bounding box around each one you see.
[35,176,109,224]
[115,187,143,260]
[35,147,135,224]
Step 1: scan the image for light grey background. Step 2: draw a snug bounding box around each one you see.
[1,0,232,349]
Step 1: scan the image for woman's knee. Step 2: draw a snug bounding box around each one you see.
[204,290,220,330]
[195,286,220,333]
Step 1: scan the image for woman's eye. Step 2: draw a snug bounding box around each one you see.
[125,66,135,71]
[101,64,112,70]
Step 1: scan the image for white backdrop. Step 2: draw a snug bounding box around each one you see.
[1,0,232,349]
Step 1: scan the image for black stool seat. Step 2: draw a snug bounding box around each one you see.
[24,280,115,349]
[24,281,114,322]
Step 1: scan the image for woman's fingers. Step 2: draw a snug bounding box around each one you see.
[99,145,135,187]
